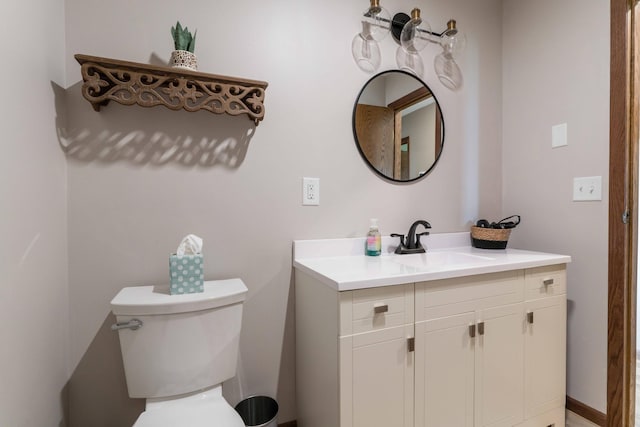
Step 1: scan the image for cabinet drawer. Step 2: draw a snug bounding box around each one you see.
[525,265,566,300]
[340,284,414,336]
[415,270,524,321]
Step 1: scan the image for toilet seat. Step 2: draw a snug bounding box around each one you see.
[133,386,244,427]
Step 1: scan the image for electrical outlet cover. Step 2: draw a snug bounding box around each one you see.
[302,177,320,206]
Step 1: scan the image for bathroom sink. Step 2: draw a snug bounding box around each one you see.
[293,234,572,291]
[298,250,497,281]
[390,250,495,270]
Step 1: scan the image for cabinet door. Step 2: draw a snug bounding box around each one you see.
[475,303,524,427]
[415,311,475,427]
[524,295,566,418]
[340,324,414,427]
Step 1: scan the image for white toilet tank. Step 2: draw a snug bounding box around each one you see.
[111,279,248,399]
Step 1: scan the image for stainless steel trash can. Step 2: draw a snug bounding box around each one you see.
[234,396,278,427]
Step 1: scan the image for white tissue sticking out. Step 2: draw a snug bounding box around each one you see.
[176,234,203,256]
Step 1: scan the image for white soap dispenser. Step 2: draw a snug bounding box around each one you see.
[365,218,382,256]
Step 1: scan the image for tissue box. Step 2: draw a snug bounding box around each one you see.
[169,253,204,294]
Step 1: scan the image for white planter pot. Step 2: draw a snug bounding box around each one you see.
[170,50,198,71]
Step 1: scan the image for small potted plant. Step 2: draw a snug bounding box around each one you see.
[170,21,197,70]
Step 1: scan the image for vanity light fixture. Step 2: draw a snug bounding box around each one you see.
[434,20,466,90]
[351,0,391,73]
[352,2,466,90]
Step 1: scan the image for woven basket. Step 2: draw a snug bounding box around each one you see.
[471,226,511,249]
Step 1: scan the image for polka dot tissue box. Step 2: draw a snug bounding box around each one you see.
[169,254,204,294]
[169,234,205,295]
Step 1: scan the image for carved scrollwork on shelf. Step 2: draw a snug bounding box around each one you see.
[75,54,268,125]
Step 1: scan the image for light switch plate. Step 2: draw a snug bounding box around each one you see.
[302,177,320,206]
[552,123,568,148]
[573,176,602,201]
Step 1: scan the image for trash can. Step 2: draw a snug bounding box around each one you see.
[235,396,279,427]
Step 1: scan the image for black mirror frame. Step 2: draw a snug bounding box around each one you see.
[352,69,445,183]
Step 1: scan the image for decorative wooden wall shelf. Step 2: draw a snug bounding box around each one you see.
[75,54,268,125]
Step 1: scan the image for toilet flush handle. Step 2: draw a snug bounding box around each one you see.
[111,318,143,331]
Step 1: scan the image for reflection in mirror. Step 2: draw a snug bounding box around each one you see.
[353,70,444,182]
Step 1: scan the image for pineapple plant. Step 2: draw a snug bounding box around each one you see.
[171,21,197,53]
[169,21,198,70]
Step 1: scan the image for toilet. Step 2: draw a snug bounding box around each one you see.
[110,278,248,427]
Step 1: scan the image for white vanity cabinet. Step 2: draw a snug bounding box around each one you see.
[522,265,567,426]
[339,284,415,427]
[295,263,567,427]
[414,270,526,427]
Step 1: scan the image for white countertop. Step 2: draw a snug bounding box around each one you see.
[293,233,571,291]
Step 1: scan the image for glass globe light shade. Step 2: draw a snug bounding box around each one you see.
[440,31,466,59]
[400,8,432,53]
[352,32,382,73]
[361,0,391,42]
[396,46,424,77]
[434,52,463,90]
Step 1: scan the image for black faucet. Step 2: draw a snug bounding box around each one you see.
[392,220,432,254]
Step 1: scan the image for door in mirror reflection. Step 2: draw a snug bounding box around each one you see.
[353,70,444,182]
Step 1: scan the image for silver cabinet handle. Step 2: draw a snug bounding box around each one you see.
[543,279,554,286]
[469,324,476,338]
[527,312,534,324]
[111,318,143,331]
[374,304,389,314]
[477,321,485,336]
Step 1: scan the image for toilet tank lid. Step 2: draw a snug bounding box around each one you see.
[110,279,248,316]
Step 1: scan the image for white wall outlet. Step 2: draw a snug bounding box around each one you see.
[573,176,602,201]
[552,123,568,148]
[302,177,320,206]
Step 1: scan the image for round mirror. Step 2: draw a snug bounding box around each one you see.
[352,70,444,182]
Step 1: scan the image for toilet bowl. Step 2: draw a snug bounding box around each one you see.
[110,279,248,427]
[133,385,244,427]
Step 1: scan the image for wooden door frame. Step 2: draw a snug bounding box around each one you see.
[608,0,637,426]
[401,136,410,181]
[390,87,433,180]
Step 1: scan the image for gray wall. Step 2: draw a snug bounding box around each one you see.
[502,0,610,413]
[403,102,436,177]
[62,0,502,424]
[0,0,69,425]
[0,0,611,425]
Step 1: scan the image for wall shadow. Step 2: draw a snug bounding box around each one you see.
[52,75,262,425]
[276,271,297,424]
[63,314,144,427]
[59,381,68,427]
[52,81,257,168]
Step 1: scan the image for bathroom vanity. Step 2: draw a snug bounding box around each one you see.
[293,233,570,427]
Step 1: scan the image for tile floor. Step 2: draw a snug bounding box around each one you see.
[637,356,640,427]
[637,355,640,427]
[565,410,600,427]
[564,355,640,427]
